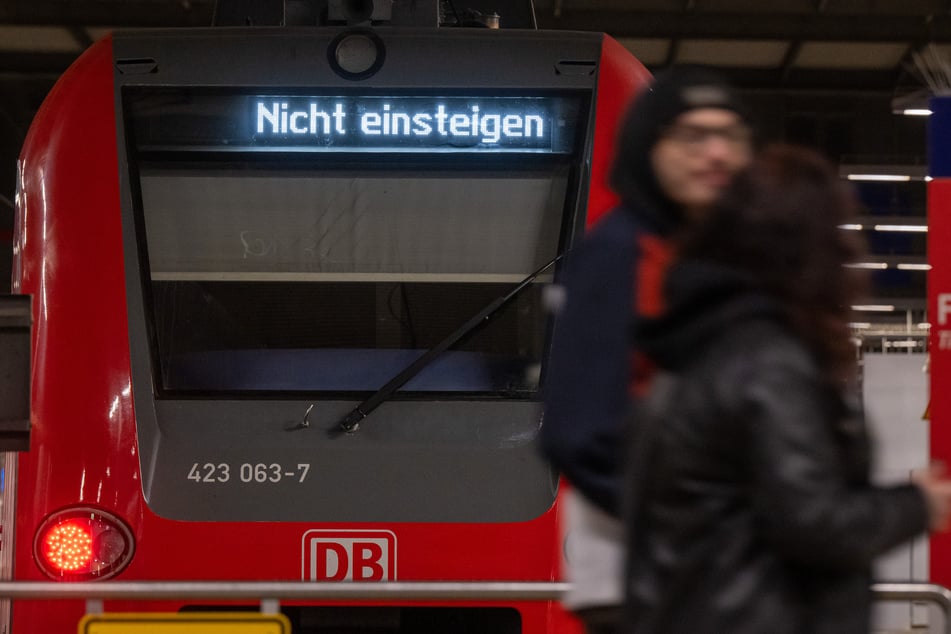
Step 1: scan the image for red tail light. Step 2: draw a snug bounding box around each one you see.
[33,507,134,581]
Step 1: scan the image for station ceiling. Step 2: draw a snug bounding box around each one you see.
[2,0,950,92]
[0,0,943,337]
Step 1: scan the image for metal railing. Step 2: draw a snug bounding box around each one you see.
[0,580,945,631]
[872,583,951,633]
[0,580,572,619]
[0,580,569,602]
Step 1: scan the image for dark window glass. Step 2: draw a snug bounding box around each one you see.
[139,167,569,395]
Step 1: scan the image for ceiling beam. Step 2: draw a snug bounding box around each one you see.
[663,39,679,67]
[779,40,803,81]
[3,4,950,43]
[0,43,919,94]
[67,26,93,49]
[712,67,904,94]
[538,10,951,42]
[0,51,78,74]
[0,1,216,28]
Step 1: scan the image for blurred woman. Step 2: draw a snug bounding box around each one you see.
[624,144,951,634]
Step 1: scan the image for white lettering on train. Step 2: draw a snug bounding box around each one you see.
[257,102,347,136]
[255,101,544,145]
[302,530,397,581]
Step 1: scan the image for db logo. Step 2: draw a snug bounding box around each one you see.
[301,530,397,581]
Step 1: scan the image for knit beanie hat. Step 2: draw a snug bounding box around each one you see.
[609,65,750,223]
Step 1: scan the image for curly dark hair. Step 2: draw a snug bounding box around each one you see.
[679,143,868,385]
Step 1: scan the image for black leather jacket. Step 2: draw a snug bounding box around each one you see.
[624,260,929,634]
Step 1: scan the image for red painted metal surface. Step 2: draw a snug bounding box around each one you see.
[585,35,651,228]
[929,179,951,586]
[14,33,139,630]
[11,32,648,633]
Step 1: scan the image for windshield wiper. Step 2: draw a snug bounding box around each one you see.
[327,253,565,438]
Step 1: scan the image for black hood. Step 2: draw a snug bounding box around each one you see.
[609,65,750,228]
[635,259,783,371]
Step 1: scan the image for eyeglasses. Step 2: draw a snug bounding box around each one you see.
[660,123,753,150]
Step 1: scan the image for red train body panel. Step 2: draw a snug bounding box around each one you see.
[929,177,951,586]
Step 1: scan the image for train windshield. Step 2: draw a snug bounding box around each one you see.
[127,92,584,396]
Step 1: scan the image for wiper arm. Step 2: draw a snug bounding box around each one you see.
[328,253,565,438]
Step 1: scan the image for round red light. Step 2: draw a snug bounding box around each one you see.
[33,507,134,581]
[41,520,93,572]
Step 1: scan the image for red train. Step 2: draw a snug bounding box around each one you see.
[7,1,650,631]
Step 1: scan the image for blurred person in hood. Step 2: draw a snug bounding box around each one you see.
[540,65,754,634]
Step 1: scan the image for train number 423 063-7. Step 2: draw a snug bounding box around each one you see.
[187,462,311,484]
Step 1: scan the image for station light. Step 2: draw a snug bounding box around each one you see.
[840,164,928,182]
[852,305,896,312]
[873,224,928,232]
[838,224,929,233]
[33,507,134,581]
[846,174,911,182]
[846,262,888,269]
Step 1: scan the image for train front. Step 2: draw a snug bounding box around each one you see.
[9,4,649,631]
